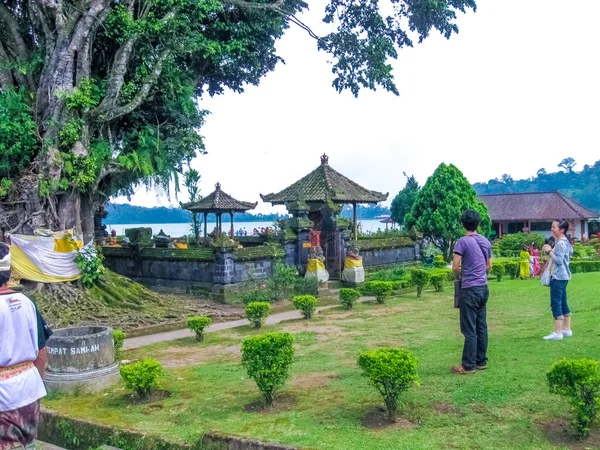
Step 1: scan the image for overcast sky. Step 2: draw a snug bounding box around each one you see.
[115,0,600,214]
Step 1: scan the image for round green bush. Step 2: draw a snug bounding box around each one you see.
[491,263,505,282]
[410,269,431,297]
[339,288,361,310]
[503,261,520,279]
[429,274,445,292]
[547,358,600,439]
[241,332,294,406]
[120,358,163,399]
[245,302,272,329]
[113,329,126,362]
[358,348,419,422]
[433,255,446,268]
[363,281,393,303]
[292,295,318,319]
[187,316,212,341]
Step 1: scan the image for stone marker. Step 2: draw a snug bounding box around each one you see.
[44,326,120,393]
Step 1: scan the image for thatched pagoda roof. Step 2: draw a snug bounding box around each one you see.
[182,183,257,213]
[260,154,388,205]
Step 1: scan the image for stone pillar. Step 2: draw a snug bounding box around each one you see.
[213,248,234,285]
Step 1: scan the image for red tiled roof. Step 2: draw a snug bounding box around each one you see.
[478,192,598,221]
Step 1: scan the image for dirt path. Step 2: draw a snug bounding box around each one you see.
[124,296,375,350]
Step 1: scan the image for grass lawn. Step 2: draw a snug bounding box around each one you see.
[44,273,600,450]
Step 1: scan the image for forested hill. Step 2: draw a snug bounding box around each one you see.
[473,159,600,214]
[104,203,393,224]
[104,204,289,224]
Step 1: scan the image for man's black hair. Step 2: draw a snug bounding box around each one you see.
[0,242,11,286]
[461,210,481,232]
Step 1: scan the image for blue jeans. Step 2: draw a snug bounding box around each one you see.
[550,279,570,319]
[459,286,489,371]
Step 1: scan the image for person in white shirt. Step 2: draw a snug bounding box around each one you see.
[0,243,50,450]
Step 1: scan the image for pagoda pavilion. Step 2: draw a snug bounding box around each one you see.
[182,182,257,244]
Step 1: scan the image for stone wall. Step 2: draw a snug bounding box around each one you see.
[360,246,416,267]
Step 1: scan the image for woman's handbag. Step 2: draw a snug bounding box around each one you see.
[540,262,552,287]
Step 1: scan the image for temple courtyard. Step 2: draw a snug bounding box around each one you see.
[43,272,600,450]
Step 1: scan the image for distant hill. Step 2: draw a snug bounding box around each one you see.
[104,203,393,224]
[104,204,288,224]
[473,159,600,214]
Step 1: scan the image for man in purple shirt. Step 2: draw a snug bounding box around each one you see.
[451,210,492,375]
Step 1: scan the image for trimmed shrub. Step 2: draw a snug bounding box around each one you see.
[367,265,407,282]
[187,316,212,341]
[429,274,445,292]
[120,359,162,399]
[410,269,431,297]
[433,255,446,268]
[491,263,505,282]
[245,302,272,329]
[241,289,273,305]
[497,232,545,252]
[339,288,361,310]
[357,348,419,422]
[547,358,600,439]
[268,262,298,301]
[241,332,294,406]
[570,261,600,274]
[390,280,405,291]
[364,281,393,304]
[293,295,318,319]
[294,275,319,296]
[113,329,126,362]
[504,261,520,279]
[432,268,454,282]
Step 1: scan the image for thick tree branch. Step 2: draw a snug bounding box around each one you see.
[96,11,175,112]
[0,3,30,60]
[0,40,15,88]
[224,0,285,10]
[93,50,170,122]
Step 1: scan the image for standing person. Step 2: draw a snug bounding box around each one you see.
[451,210,493,375]
[0,243,51,449]
[542,219,574,341]
[530,244,541,277]
[519,246,531,279]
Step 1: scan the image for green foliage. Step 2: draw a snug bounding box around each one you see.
[357,348,419,422]
[411,269,431,297]
[433,255,446,268]
[367,265,406,282]
[0,89,38,180]
[63,78,101,111]
[504,261,520,279]
[187,316,212,341]
[124,227,153,245]
[183,168,201,244]
[245,302,271,329]
[268,262,298,301]
[390,173,420,227]
[570,261,600,274]
[74,245,105,288]
[364,281,393,304]
[547,358,600,439]
[241,289,273,305]
[113,329,126,362]
[339,288,361,310]
[294,276,319,297]
[292,295,318,319]
[496,233,545,254]
[491,263,505,282]
[405,163,492,260]
[431,268,454,282]
[59,120,83,148]
[120,359,162,399]
[429,274,445,292]
[241,332,294,406]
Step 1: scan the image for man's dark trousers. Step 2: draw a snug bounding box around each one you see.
[460,285,489,370]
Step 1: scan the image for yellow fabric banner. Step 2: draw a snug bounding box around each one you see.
[9,245,81,283]
[54,238,83,253]
[344,257,363,269]
[175,242,188,249]
[306,259,326,273]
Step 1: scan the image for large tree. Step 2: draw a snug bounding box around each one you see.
[405,163,491,260]
[0,0,477,242]
[390,172,419,228]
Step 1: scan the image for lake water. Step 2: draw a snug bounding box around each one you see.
[106,219,392,237]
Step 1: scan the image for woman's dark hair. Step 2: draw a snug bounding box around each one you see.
[0,243,11,286]
[555,219,569,234]
[461,210,481,232]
